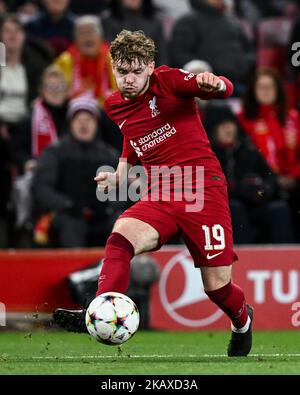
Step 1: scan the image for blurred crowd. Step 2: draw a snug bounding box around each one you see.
[1,0,300,248]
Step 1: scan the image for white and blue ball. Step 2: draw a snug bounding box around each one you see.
[85,292,140,345]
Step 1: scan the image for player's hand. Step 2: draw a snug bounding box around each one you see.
[196,72,223,92]
[94,172,117,192]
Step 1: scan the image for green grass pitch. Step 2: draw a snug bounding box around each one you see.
[0,330,299,375]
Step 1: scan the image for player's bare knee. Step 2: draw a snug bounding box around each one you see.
[134,234,158,255]
[112,218,159,255]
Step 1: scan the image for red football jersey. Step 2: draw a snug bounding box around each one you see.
[104,66,234,190]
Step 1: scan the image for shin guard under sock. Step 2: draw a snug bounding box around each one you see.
[96,232,134,296]
[205,281,249,329]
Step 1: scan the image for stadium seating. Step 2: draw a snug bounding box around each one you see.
[257,17,294,75]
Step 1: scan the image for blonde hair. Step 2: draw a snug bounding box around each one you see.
[110,29,156,65]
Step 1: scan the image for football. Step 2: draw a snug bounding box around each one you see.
[85,292,140,345]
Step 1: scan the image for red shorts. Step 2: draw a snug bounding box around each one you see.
[118,185,238,267]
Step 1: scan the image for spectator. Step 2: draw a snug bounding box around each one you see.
[7,65,68,247]
[285,0,300,18]
[3,0,37,15]
[0,121,11,248]
[101,0,167,65]
[12,63,123,170]
[70,0,110,15]
[238,68,300,182]
[11,65,69,174]
[0,14,52,128]
[233,0,261,25]
[0,0,7,15]
[33,96,120,247]
[17,1,40,24]
[55,15,116,105]
[208,105,295,244]
[169,0,255,94]
[153,0,191,20]
[26,0,74,56]
[0,15,29,125]
[238,68,300,239]
[248,0,297,18]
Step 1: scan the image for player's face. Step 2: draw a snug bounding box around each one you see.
[113,59,155,99]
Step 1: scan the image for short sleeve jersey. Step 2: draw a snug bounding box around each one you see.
[104,66,234,188]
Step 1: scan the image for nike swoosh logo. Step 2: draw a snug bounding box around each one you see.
[206,251,224,260]
[119,120,127,129]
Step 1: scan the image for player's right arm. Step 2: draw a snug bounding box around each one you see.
[94,137,138,192]
[94,160,132,192]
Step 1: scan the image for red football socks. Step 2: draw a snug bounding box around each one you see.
[96,232,135,296]
[205,281,249,329]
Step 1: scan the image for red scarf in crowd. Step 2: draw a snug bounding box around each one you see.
[238,105,300,177]
[68,43,114,103]
[283,109,300,178]
[31,98,58,158]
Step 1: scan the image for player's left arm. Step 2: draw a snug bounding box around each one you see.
[196,72,234,99]
[166,68,233,99]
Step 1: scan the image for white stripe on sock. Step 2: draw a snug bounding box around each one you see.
[231,315,251,334]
